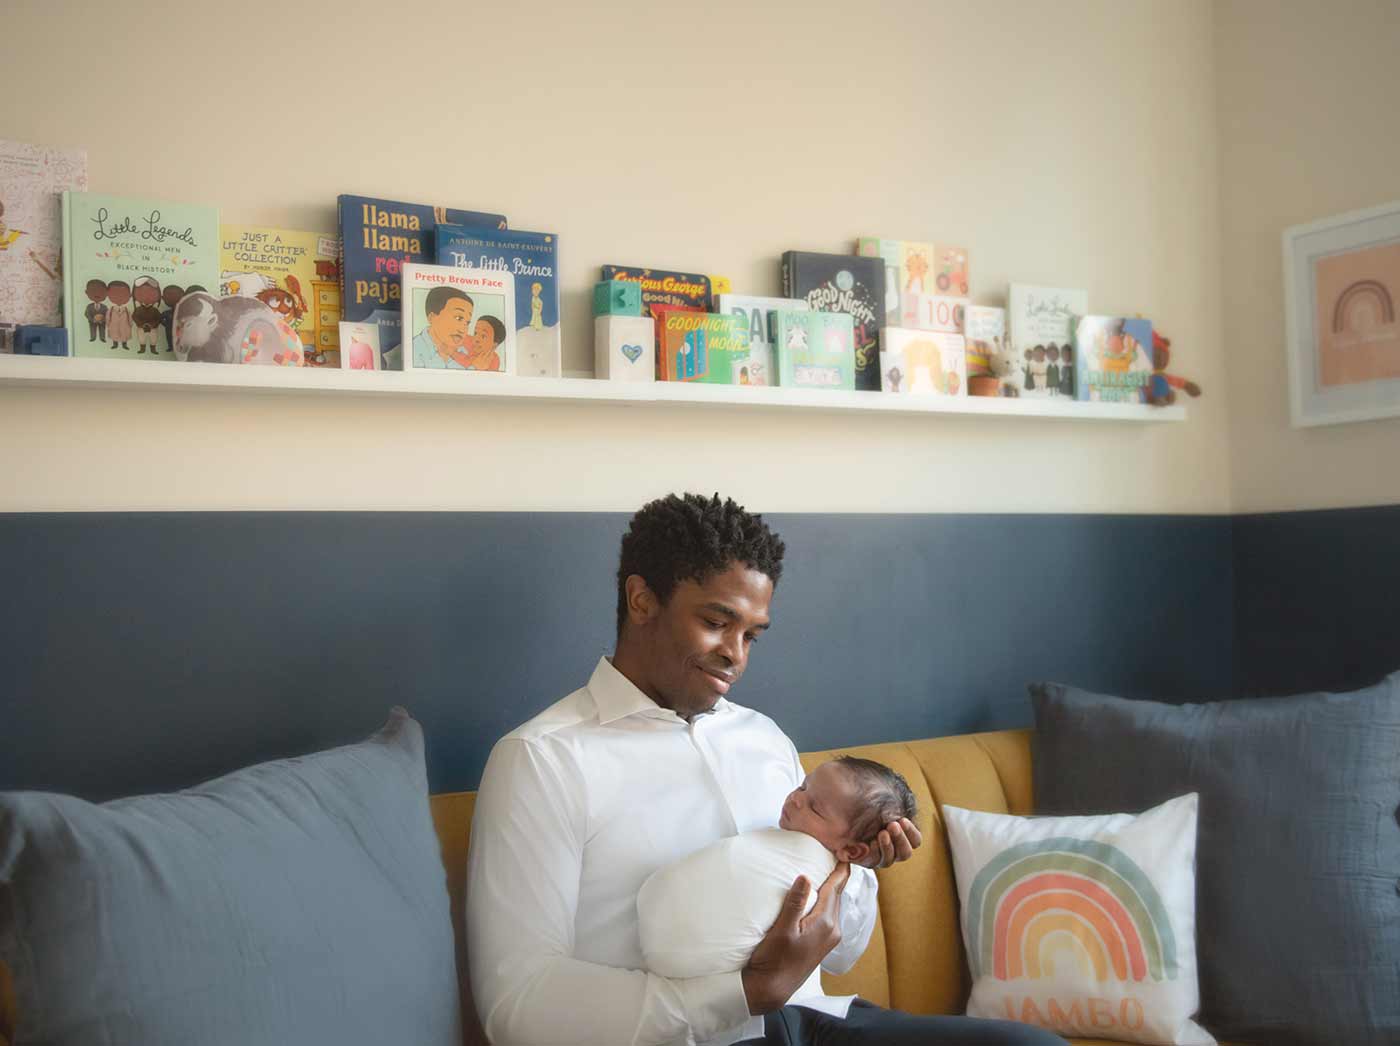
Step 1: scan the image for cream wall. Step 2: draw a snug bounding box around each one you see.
[0,0,1231,514]
[1216,0,1400,514]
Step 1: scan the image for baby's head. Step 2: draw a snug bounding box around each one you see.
[779,756,918,865]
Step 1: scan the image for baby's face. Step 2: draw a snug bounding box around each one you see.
[779,761,860,855]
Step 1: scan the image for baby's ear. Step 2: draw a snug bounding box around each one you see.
[838,841,870,865]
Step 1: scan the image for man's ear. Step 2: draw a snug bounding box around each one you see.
[624,574,660,628]
[838,841,870,865]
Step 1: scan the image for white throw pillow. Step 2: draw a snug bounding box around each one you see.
[943,794,1214,1046]
[637,827,835,979]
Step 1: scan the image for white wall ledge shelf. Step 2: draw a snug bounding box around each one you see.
[0,355,1186,422]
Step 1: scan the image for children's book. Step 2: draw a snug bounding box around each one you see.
[339,195,506,369]
[770,310,856,390]
[962,305,1006,377]
[600,265,713,317]
[400,262,515,375]
[654,308,750,383]
[713,294,809,387]
[1072,315,1153,403]
[337,321,381,371]
[780,251,883,391]
[855,237,902,329]
[60,192,219,360]
[879,328,967,396]
[1007,283,1088,398]
[0,140,87,327]
[220,225,341,365]
[901,293,968,334]
[436,225,559,377]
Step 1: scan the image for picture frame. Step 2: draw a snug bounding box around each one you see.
[400,262,515,375]
[1283,200,1400,427]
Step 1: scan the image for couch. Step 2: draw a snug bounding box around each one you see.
[1,727,1225,1046]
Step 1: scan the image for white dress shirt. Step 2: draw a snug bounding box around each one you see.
[466,657,880,1046]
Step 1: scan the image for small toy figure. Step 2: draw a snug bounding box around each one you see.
[1147,330,1202,406]
[989,340,1023,397]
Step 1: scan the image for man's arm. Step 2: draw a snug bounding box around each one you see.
[465,737,750,1046]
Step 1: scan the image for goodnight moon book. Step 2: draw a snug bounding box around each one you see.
[60,192,219,360]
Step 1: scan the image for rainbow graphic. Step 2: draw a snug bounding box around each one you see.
[964,837,1178,984]
[1333,279,1395,333]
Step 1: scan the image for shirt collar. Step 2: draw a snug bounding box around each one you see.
[588,656,730,726]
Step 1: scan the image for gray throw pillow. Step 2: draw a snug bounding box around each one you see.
[1031,675,1400,1046]
[0,708,461,1046]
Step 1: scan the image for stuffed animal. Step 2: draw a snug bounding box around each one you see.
[988,338,1023,397]
[172,292,304,366]
[1147,330,1201,406]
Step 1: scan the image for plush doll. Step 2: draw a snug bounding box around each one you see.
[172,292,304,366]
[989,339,1023,397]
[1147,330,1202,406]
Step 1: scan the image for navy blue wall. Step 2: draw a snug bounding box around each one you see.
[0,512,1236,800]
[1232,504,1400,698]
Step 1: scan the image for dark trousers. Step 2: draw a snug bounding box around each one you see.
[738,999,1069,1045]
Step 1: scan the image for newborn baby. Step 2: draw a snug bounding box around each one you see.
[637,756,919,979]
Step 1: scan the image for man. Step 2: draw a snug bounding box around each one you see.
[467,494,1065,1046]
[412,286,473,369]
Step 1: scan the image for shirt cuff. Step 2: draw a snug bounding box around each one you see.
[675,970,751,1042]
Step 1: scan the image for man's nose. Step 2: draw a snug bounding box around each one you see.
[717,630,743,669]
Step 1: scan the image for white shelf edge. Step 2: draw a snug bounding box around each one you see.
[0,354,1187,423]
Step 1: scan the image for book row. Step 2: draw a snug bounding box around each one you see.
[0,139,1180,405]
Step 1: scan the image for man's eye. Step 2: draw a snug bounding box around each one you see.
[744,634,758,645]
[704,619,723,629]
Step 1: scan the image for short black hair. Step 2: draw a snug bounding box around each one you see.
[478,314,507,346]
[835,756,919,843]
[616,493,785,634]
[425,286,471,317]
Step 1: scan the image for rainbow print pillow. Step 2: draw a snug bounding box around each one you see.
[943,794,1214,1046]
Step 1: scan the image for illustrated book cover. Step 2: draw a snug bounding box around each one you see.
[437,224,559,377]
[61,192,219,360]
[339,194,506,368]
[400,262,515,374]
[1008,283,1087,398]
[600,265,713,316]
[713,293,809,387]
[220,225,340,364]
[879,328,966,396]
[1073,315,1153,403]
[654,308,751,383]
[781,251,883,390]
[770,309,856,390]
[0,139,87,327]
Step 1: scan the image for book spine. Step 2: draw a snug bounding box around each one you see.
[60,192,74,336]
[336,196,347,322]
[780,254,793,298]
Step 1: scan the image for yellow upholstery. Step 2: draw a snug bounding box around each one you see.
[0,728,1230,1046]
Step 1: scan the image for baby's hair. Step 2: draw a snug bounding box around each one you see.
[835,756,918,843]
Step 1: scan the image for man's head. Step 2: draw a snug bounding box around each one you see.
[614,493,784,719]
[424,287,473,348]
[779,756,919,864]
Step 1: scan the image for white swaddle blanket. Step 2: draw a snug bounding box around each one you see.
[637,827,837,979]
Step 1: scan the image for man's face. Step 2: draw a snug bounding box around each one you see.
[629,561,773,719]
[779,761,859,853]
[429,298,472,347]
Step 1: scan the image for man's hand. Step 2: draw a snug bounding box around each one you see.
[741,862,850,1015]
[858,816,923,870]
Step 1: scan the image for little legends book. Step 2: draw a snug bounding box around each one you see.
[339,195,506,368]
[61,192,219,360]
[654,308,750,384]
[220,225,341,364]
[0,139,87,329]
[781,251,883,391]
[1008,283,1087,398]
[436,224,559,377]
